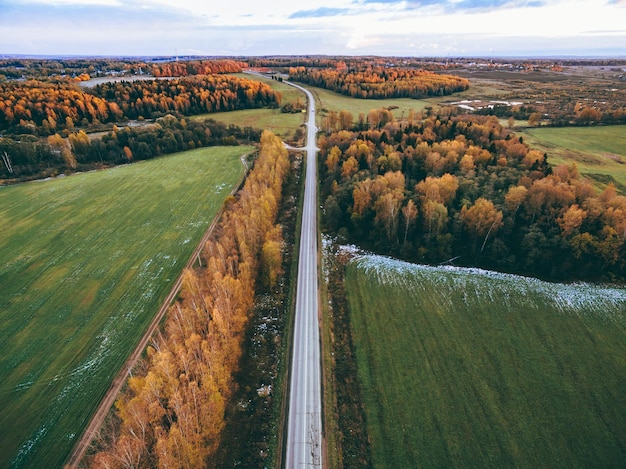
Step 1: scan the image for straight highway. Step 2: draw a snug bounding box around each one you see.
[283,80,323,468]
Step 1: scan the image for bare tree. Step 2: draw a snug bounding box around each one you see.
[1,151,13,174]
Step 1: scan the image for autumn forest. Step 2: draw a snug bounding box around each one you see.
[1,55,625,469]
[318,114,626,281]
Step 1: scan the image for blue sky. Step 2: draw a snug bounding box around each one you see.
[1,0,625,57]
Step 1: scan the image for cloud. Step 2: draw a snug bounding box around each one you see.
[0,0,193,23]
[15,0,122,4]
[358,0,547,12]
[289,7,350,18]
[450,0,545,9]
[0,0,624,56]
[0,0,207,56]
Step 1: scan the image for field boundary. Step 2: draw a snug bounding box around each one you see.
[64,151,252,468]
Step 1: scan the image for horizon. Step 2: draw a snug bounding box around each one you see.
[3,53,626,61]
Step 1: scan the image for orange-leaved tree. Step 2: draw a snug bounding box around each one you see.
[88,131,290,468]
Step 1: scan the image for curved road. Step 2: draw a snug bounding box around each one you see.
[283,80,323,468]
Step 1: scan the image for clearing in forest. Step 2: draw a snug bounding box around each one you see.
[521,125,626,193]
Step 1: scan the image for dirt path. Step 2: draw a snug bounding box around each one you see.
[64,154,250,468]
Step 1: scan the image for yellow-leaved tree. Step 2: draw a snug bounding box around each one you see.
[88,131,290,469]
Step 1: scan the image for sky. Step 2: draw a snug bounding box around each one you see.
[1,0,625,57]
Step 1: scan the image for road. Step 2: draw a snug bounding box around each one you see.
[69,72,324,468]
[283,80,323,467]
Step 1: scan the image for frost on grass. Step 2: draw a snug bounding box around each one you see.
[352,253,626,326]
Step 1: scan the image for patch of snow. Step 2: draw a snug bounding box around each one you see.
[490,100,523,106]
[12,426,47,466]
[257,384,272,397]
[350,252,626,325]
[215,182,229,192]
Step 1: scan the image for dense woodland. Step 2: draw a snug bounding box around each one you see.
[0,75,279,136]
[0,72,281,181]
[150,60,246,77]
[289,66,470,99]
[90,75,279,120]
[318,113,626,281]
[85,131,290,468]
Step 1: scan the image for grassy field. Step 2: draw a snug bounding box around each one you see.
[191,73,307,143]
[0,146,250,469]
[520,125,626,193]
[305,74,514,120]
[222,72,433,131]
[306,84,431,120]
[191,107,305,142]
[345,254,626,468]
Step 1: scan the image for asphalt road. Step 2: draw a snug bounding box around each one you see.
[283,81,323,468]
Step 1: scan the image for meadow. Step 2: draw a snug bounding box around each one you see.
[307,84,430,119]
[192,107,304,142]
[345,254,626,468]
[520,125,626,193]
[0,146,250,469]
[210,73,432,136]
[191,73,307,143]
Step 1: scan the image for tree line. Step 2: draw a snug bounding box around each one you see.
[0,75,280,136]
[248,56,467,73]
[90,75,279,120]
[474,98,626,128]
[0,58,148,81]
[150,60,246,77]
[0,116,261,181]
[319,113,626,282]
[0,58,246,82]
[288,66,469,99]
[85,131,291,468]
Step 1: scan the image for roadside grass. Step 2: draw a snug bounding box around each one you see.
[519,125,626,193]
[0,146,251,469]
[345,254,626,469]
[320,249,339,469]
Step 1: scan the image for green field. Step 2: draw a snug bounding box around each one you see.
[306,84,430,120]
[0,146,250,469]
[198,74,430,141]
[191,73,307,142]
[346,254,626,468]
[520,125,626,193]
[227,72,433,130]
[192,107,305,142]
